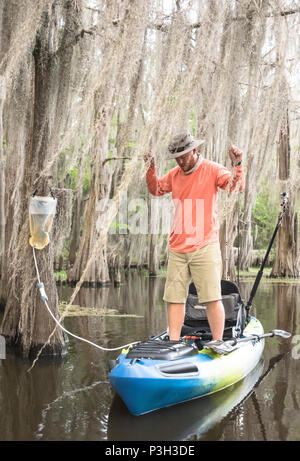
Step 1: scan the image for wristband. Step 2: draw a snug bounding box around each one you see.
[232,160,242,167]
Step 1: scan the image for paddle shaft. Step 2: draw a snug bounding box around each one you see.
[245,222,279,310]
[227,331,275,346]
[245,193,288,320]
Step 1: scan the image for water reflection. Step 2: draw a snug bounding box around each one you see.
[0,275,299,441]
[272,284,298,441]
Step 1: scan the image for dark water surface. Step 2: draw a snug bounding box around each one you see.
[0,272,299,441]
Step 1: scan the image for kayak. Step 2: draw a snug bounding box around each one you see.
[109,315,264,416]
[108,358,264,440]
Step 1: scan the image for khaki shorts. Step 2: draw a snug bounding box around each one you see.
[163,242,222,304]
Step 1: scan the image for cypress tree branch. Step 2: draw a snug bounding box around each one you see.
[149,7,300,32]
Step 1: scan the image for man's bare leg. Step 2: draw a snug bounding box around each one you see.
[205,300,225,341]
[168,303,185,341]
[168,300,225,341]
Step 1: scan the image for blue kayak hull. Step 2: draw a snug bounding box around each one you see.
[109,317,264,415]
[108,359,264,440]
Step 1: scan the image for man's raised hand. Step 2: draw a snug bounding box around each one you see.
[144,150,155,168]
[229,145,243,166]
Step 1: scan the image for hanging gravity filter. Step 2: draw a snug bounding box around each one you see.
[29,196,57,250]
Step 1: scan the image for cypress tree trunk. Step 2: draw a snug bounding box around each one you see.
[0,76,5,276]
[67,161,111,286]
[148,195,160,276]
[66,92,113,285]
[0,1,84,356]
[68,155,84,267]
[219,205,238,281]
[0,5,64,356]
[270,107,299,277]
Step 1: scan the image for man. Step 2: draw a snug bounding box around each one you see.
[144,131,244,349]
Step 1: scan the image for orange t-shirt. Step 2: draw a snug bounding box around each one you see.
[146,159,244,253]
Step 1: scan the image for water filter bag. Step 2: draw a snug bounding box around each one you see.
[29,196,57,250]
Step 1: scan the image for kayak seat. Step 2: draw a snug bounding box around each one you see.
[185,292,240,322]
[182,280,244,340]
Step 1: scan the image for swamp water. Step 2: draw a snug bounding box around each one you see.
[0,273,299,441]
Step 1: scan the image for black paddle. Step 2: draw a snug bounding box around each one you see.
[244,192,289,324]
